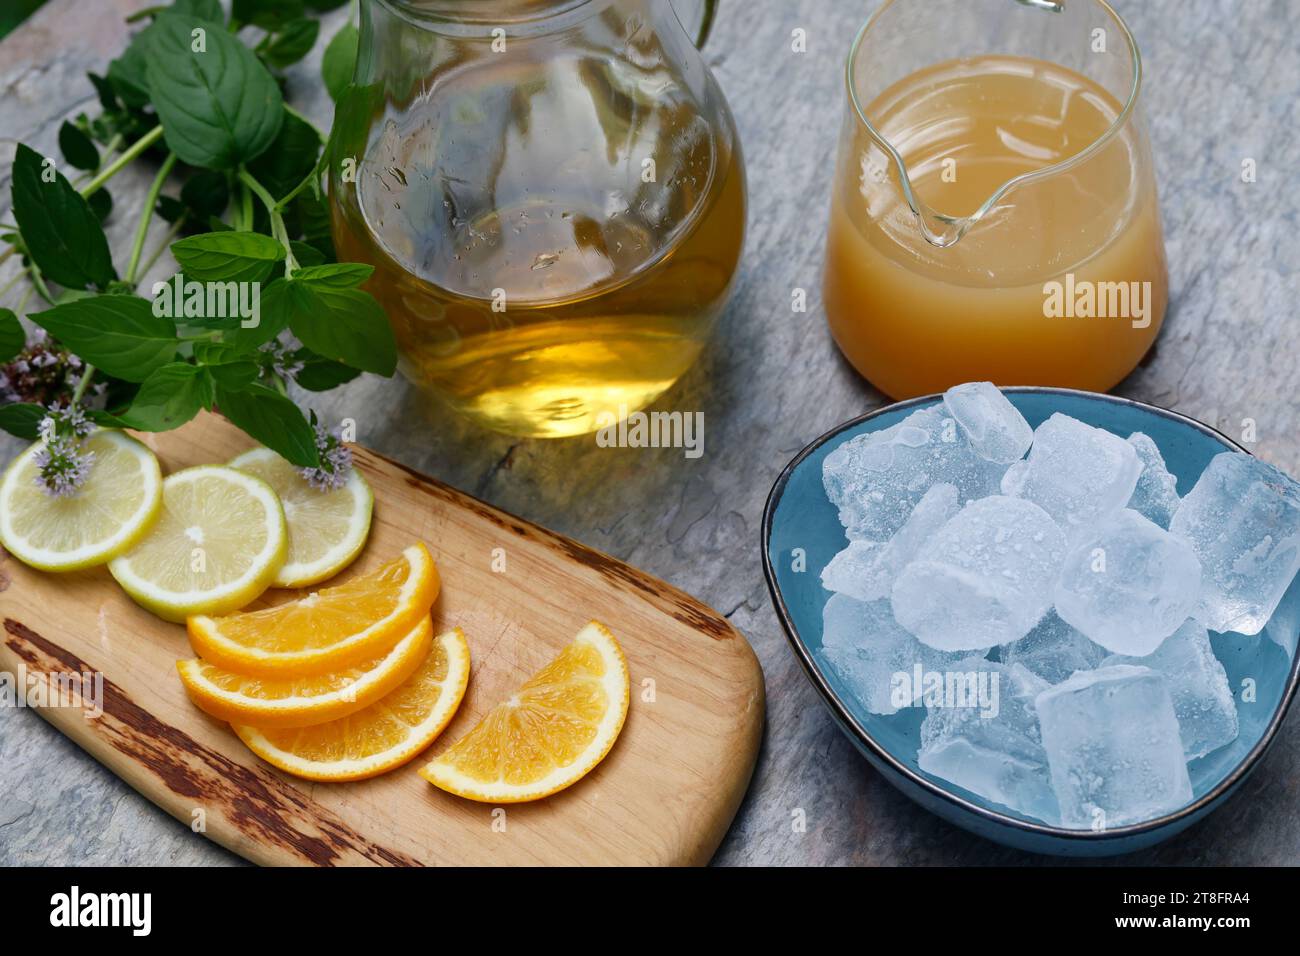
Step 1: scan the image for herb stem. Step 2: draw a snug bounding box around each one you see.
[239,168,300,276]
[28,265,56,306]
[125,151,178,286]
[137,215,187,279]
[80,125,164,198]
[71,364,96,405]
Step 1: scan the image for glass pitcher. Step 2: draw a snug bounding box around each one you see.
[824,0,1168,400]
[330,0,746,438]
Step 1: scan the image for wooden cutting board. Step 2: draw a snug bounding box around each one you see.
[0,413,765,866]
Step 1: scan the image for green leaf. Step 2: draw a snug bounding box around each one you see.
[0,403,46,441]
[232,0,304,30]
[87,72,120,112]
[321,23,358,102]
[286,282,396,375]
[30,296,177,383]
[10,144,116,290]
[205,360,259,390]
[263,17,320,69]
[114,363,213,431]
[88,187,113,223]
[292,263,373,289]
[218,276,291,349]
[107,20,158,109]
[58,121,99,171]
[180,170,231,220]
[294,351,361,391]
[0,309,26,362]
[215,382,319,467]
[146,12,284,169]
[289,240,326,267]
[157,195,187,223]
[246,109,321,200]
[172,231,285,283]
[172,0,224,20]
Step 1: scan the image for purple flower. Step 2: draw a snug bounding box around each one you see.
[298,420,354,491]
[32,403,96,498]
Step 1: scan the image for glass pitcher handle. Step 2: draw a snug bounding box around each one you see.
[672,0,719,48]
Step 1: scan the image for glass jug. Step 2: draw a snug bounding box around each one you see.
[823,0,1168,400]
[330,0,745,438]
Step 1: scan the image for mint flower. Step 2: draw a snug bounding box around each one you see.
[298,417,353,491]
[33,404,96,498]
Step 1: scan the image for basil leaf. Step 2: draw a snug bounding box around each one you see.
[11,144,116,290]
[114,363,213,431]
[292,263,373,289]
[172,0,224,20]
[321,22,358,102]
[108,25,156,109]
[172,231,284,283]
[30,296,177,383]
[157,195,187,223]
[246,109,320,200]
[223,276,292,350]
[286,282,396,375]
[205,360,259,390]
[294,352,362,392]
[58,121,99,171]
[232,0,304,30]
[0,403,46,441]
[146,12,284,169]
[88,187,113,223]
[215,382,319,467]
[0,308,26,362]
[87,72,120,112]
[181,170,231,220]
[289,240,326,267]
[263,17,320,69]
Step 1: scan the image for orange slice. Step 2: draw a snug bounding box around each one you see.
[176,617,433,729]
[234,627,472,782]
[420,621,629,803]
[187,543,439,676]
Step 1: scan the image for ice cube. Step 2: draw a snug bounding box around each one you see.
[1169,452,1300,635]
[1126,432,1181,528]
[892,495,1067,651]
[918,658,1059,821]
[1264,576,1300,659]
[817,594,966,715]
[823,405,1006,541]
[1035,665,1193,829]
[942,382,1034,465]
[1053,509,1203,656]
[1102,619,1238,760]
[1001,413,1141,541]
[1001,610,1106,685]
[820,484,960,601]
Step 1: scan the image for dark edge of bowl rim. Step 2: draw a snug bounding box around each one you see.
[760,385,1300,845]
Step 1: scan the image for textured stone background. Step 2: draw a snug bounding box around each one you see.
[1,0,1297,865]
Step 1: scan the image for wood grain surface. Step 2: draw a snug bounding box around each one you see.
[1,0,1298,865]
[0,413,765,866]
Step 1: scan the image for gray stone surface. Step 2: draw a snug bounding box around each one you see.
[1,0,1297,866]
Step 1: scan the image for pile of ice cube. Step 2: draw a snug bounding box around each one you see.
[817,382,1300,830]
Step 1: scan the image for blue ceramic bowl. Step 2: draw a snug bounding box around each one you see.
[762,387,1300,856]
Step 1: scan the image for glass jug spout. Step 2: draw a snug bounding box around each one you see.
[848,0,1143,249]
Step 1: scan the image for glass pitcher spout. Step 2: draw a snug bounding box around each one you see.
[849,0,1142,249]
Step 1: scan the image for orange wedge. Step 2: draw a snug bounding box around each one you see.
[234,627,472,781]
[187,543,438,676]
[420,621,629,803]
[176,617,433,729]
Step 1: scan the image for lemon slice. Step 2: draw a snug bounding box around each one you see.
[234,627,472,781]
[0,430,162,572]
[187,544,439,676]
[420,621,629,803]
[228,446,373,589]
[108,466,286,622]
[177,617,433,729]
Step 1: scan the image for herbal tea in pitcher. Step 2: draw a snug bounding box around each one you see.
[824,0,1168,400]
[331,0,745,438]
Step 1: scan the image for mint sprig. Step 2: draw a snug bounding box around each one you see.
[0,0,372,475]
